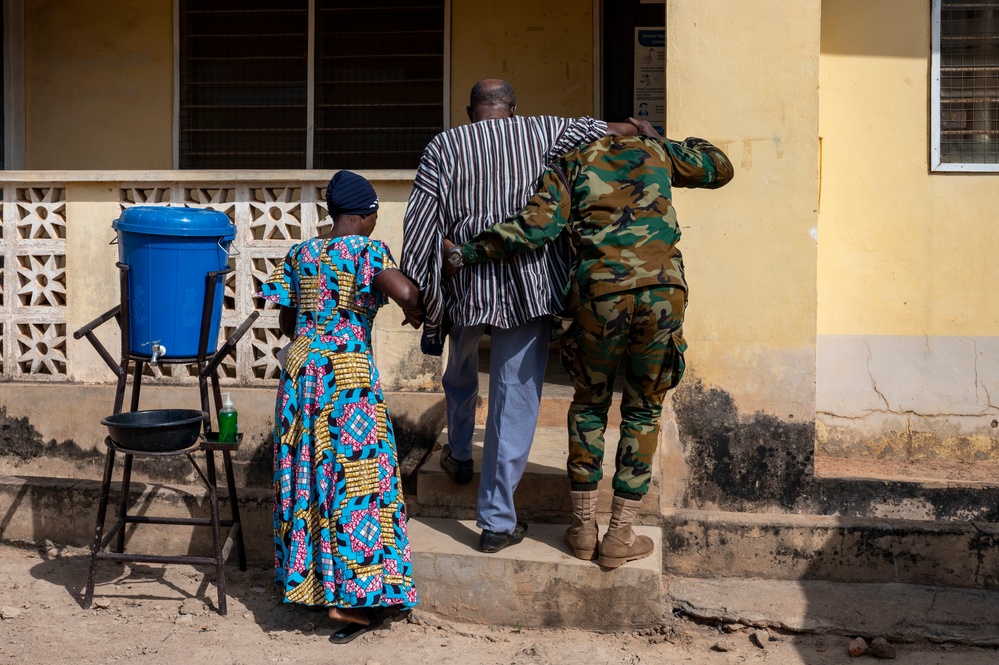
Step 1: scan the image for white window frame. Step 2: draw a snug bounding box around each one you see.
[931,0,999,172]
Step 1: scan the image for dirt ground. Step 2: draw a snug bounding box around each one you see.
[0,540,996,665]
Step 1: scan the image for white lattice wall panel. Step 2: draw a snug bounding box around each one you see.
[0,180,345,385]
[239,184,326,386]
[1,186,68,380]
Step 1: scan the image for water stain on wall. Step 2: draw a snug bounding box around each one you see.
[673,380,999,521]
[0,404,443,490]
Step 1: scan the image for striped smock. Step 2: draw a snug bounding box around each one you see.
[400,115,607,352]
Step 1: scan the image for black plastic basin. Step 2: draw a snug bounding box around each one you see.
[101,409,207,453]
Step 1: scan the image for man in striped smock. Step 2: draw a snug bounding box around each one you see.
[400,79,640,552]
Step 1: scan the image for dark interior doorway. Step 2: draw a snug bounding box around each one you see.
[602,0,665,128]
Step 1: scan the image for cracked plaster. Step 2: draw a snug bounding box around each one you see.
[817,335,999,462]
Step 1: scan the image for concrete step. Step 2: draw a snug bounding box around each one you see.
[662,509,999,590]
[5,475,997,634]
[413,425,663,522]
[407,516,663,630]
[669,576,999,646]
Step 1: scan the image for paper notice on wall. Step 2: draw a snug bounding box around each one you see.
[634,28,665,136]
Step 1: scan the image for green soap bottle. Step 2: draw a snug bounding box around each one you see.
[218,392,238,443]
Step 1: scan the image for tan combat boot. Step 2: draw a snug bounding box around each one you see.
[597,495,654,569]
[564,490,599,560]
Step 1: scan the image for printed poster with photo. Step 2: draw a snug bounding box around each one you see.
[634,28,665,136]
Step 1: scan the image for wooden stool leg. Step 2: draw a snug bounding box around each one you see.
[84,446,116,609]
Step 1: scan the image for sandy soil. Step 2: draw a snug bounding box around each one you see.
[0,540,996,665]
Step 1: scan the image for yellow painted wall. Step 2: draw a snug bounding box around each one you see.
[24,0,173,169]
[25,0,594,167]
[666,1,820,418]
[819,0,999,337]
[450,0,594,126]
[16,0,823,421]
[816,1,999,471]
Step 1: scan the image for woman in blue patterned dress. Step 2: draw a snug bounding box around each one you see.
[258,171,421,642]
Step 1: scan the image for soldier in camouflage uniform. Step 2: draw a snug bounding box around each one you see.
[445,121,733,568]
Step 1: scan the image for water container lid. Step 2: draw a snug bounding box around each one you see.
[113,206,236,239]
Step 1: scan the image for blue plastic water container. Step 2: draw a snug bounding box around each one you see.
[113,206,236,359]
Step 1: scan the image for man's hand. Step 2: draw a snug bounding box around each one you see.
[401,308,424,329]
[606,120,639,136]
[442,238,461,279]
[627,117,663,140]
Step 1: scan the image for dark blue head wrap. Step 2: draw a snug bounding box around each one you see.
[325,170,380,217]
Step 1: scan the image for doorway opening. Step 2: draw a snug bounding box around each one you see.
[601,0,665,132]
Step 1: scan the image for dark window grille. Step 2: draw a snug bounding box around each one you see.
[314,1,445,170]
[179,1,309,169]
[178,1,444,170]
[939,1,999,164]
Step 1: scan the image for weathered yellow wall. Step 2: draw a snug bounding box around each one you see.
[24,0,594,166]
[1,172,437,459]
[818,0,999,470]
[24,0,173,169]
[14,2,824,419]
[820,1,999,337]
[666,1,820,418]
[65,182,124,383]
[450,0,594,126]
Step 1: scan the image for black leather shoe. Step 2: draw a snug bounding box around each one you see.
[440,444,473,485]
[479,521,528,553]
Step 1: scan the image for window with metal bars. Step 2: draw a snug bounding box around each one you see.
[932,0,999,171]
[178,0,444,170]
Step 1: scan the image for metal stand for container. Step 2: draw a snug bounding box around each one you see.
[73,263,259,615]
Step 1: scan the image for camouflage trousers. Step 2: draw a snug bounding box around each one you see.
[559,286,687,497]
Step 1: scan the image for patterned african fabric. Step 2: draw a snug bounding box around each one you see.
[458,135,734,308]
[258,235,418,611]
[400,115,608,353]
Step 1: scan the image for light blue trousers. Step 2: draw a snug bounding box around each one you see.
[442,317,550,534]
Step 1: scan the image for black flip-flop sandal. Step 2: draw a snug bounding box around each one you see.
[328,616,384,645]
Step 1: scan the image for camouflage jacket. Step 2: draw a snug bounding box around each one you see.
[458,134,733,307]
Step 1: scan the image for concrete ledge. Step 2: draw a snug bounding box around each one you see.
[670,576,999,646]
[0,474,274,560]
[0,385,445,488]
[1,476,665,631]
[664,509,999,589]
[7,473,998,636]
[408,517,663,630]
